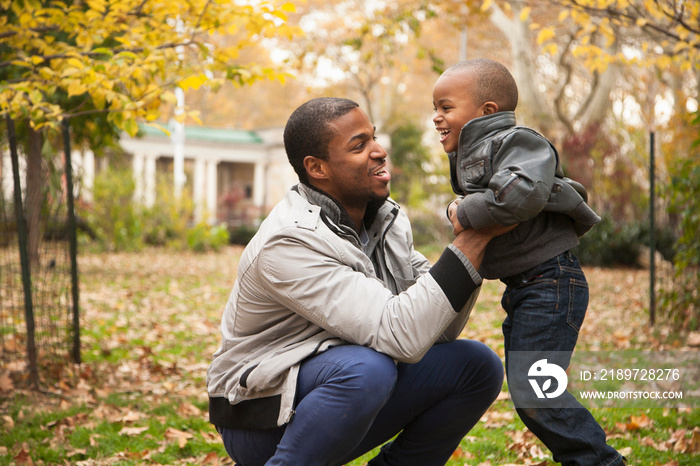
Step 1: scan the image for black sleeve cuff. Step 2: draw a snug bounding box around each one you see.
[428,247,480,312]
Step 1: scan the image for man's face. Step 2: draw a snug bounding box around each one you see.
[432,71,485,154]
[321,108,391,211]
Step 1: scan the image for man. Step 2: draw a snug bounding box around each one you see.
[207,97,507,466]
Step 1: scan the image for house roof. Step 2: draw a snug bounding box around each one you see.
[138,123,263,145]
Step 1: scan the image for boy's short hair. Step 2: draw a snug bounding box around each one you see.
[284,97,360,184]
[444,58,518,112]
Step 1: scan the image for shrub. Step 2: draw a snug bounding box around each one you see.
[228,224,259,245]
[89,167,143,251]
[573,216,675,267]
[142,174,194,248]
[406,209,452,254]
[657,157,700,331]
[186,222,230,252]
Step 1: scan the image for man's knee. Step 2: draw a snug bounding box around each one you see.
[452,339,505,395]
[477,342,505,393]
[319,346,398,401]
[345,346,398,396]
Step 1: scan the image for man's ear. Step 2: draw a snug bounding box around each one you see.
[303,156,328,181]
[482,101,499,115]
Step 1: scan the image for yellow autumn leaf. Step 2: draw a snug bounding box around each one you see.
[10,60,32,68]
[145,122,171,136]
[160,90,177,105]
[537,28,556,45]
[480,0,492,13]
[543,43,559,56]
[123,117,139,137]
[66,57,85,69]
[281,2,295,12]
[178,74,209,91]
[93,93,106,110]
[187,110,203,125]
[519,6,531,22]
[66,81,87,97]
[673,41,689,53]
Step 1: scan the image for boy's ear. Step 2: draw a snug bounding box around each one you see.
[482,101,499,115]
[303,155,328,180]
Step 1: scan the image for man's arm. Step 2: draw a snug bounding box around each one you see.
[427,223,515,314]
[451,224,513,270]
[432,223,517,343]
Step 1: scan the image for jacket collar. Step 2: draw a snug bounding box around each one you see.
[295,183,399,241]
[454,111,516,159]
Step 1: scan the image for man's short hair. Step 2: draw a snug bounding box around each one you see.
[444,58,518,112]
[284,97,360,184]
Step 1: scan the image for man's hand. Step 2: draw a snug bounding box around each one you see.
[447,199,465,236]
[451,223,517,270]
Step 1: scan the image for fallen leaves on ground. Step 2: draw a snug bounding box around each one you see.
[0,249,696,465]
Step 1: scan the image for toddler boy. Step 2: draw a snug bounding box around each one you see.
[432,58,625,466]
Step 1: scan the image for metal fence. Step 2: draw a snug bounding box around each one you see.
[1,118,80,389]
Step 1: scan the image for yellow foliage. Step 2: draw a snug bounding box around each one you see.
[519,6,531,22]
[0,0,299,134]
[179,74,210,91]
[537,27,556,45]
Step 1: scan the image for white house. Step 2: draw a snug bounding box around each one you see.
[2,123,390,227]
[117,123,297,226]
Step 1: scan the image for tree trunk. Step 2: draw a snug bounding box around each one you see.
[25,124,44,271]
[489,3,553,129]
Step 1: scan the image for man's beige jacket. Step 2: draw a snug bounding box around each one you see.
[207,184,483,428]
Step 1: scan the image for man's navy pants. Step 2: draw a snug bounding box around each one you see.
[218,339,504,466]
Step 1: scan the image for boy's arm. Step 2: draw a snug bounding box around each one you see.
[455,129,557,230]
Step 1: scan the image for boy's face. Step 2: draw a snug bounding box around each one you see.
[432,71,487,154]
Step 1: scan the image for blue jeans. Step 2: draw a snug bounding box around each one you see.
[501,251,625,466]
[218,339,503,466]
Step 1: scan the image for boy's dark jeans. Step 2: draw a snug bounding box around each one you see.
[501,251,625,466]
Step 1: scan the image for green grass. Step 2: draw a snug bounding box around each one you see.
[1,247,697,465]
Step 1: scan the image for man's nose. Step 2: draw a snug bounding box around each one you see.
[370,141,387,158]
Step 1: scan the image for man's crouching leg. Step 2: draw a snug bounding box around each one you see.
[358,339,504,466]
[267,345,397,466]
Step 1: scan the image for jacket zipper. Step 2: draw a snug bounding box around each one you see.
[495,173,518,202]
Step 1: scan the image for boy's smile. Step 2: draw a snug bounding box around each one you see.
[432,71,491,154]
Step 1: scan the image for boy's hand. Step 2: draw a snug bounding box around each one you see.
[448,199,465,236]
